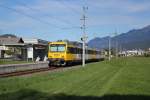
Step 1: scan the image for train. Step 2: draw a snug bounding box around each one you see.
[48,41,103,66]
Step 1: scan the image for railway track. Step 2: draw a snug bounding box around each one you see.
[0,67,58,78]
[0,62,83,78]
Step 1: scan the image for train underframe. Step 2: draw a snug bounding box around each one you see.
[48,58,102,67]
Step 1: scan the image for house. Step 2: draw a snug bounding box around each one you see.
[0,34,25,59]
[0,34,48,61]
[118,49,145,57]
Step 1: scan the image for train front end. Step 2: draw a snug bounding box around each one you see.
[48,42,67,66]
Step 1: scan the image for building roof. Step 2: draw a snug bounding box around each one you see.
[0,37,22,45]
[0,34,17,38]
[0,34,48,46]
[23,38,48,45]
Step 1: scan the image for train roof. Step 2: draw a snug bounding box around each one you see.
[49,41,100,51]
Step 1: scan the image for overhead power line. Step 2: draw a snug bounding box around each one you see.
[0,4,61,28]
[14,1,77,26]
[61,26,81,30]
[55,0,81,15]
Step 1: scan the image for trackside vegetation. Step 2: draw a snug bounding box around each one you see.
[0,57,150,100]
[0,60,32,65]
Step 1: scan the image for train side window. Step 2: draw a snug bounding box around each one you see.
[77,48,80,54]
[90,50,92,54]
[79,48,82,54]
[67,47,77,54]
[88,50,91,54]
[75,48,77,54]
[67,47,72,53]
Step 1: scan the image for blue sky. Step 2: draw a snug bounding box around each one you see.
[0,0,150,41]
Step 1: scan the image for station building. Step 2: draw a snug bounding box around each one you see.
[0,34,48,61]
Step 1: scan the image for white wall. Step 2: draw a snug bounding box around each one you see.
[27,47,33,60]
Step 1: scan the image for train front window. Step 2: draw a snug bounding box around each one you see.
[58,46,65,52]
[50,44,66,52]
[50,46,57,52]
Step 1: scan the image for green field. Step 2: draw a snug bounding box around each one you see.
[0,57,150,100]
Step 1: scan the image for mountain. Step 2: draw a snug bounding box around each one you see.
[88,36,110,49]
[88,25,150,50]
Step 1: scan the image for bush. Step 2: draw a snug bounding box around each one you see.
[144,53,150,57]
[5,50,14,55]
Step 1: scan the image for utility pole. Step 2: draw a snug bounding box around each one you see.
[114,30,118,58]
[108,36,111,61]
[81,6,88,67]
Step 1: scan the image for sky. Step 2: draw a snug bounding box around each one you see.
[0,0,150,42]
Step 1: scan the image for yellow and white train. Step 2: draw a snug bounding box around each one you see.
[48,41,102,66]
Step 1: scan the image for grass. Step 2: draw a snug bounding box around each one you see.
[0,57,150,100]
[0,60,33,65]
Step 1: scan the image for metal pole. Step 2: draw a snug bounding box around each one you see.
[82,8,86,67]
[81,6,88,67]
[108,36,111,61]
[83,38,85,66]
[114,30,118,58]
[116,40,118,58]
